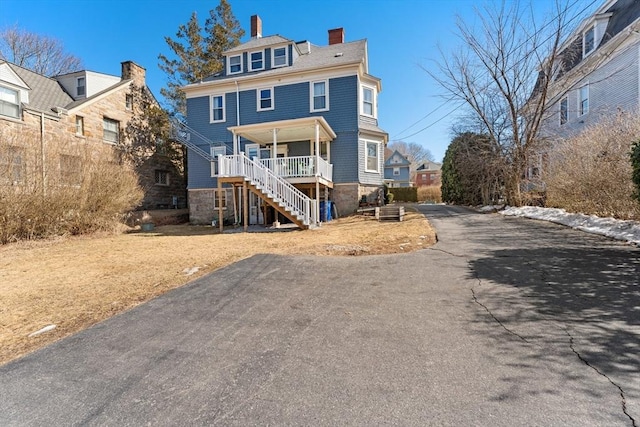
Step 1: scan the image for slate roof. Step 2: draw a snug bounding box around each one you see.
[3,61,73,115]
[202,39,367,83]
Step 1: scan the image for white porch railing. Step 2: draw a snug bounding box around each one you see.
[219,154,318,227]
[259,156,333,180]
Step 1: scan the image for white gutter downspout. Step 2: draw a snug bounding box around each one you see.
[315,121,320,224]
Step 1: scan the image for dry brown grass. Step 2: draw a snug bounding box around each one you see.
[0,208,435,365]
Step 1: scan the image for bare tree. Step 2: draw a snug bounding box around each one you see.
[0,25,82,76]
[430,1,570,205]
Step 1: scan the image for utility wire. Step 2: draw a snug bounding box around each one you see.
[390,0,599,142]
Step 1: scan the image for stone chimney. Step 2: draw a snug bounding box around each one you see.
[121,61,146,86]
[251,15,262,39]
[328,28,344,45]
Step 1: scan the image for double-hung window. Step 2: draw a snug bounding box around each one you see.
[210,146,227,176]
[311,80,328,112]
[257,87,273,111]
[393,167,400,176]
[103,118,119,143]
[579,85,589,116]
[583,26,595,57]
[76,116,84,135]
[210,94,225,123]
[228,55,242,74]
[362,85,375,117]
[560,97,568,125]
[0,85,20,119]
[272,47,287,67]
[250,51,264,71]
[76,77,85,97]
[365,140,379,172]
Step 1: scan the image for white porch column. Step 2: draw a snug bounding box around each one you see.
[232,132,238,155]
[272,128,278,171]
[315,121,320,223]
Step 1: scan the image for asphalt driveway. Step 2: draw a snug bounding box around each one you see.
[1,204,638,426]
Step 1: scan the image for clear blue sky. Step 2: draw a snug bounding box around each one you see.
[0,0,598,161]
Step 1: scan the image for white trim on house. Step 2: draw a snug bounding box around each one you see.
[209,94,226,123]
[578,83,589,116]
[363,139,380,173]
[360,83,376,118]
[256,86,274,111]
[310,79,329,112]
[227,54,243,75]
[271,46,288,68]
[249,50,265,72]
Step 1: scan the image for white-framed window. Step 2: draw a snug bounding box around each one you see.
[583,25,595,57]
[213,188,230,209]
[75,116,84,136]
[155,170,169,186]
[125,94,133,110]
[272,47,288,68]
[245,143,260,160]
[250,51,264,71]
[210,145,227,176]
[76,77,85,97]
[0,85,20,119]
[560,97,568,125]
[364,140,380,173]
[579,85,589,116]
[310,80,329,112]
[257,87,274,111]
[393,167,400,176]
[228,54,242,74]
[210,94,225,123]
[361,85,376,117]
[103,117,119,143]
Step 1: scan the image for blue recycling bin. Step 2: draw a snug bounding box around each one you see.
[319,201,333,222]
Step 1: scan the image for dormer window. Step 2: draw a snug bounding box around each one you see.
[228,55,242,74]
[250,51,264,71]
[272,47,288,68]
[76,77,85,97]
[583,25,595,57]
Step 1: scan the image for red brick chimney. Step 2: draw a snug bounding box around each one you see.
[251,15,262,39]
[328,28,344,45]
[121,61,146,86]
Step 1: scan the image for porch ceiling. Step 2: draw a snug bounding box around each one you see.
[228,116,337,145]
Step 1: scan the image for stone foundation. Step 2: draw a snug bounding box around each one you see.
[332,183,384,216]
[188,189,216,225]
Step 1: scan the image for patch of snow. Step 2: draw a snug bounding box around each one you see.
[28,324,56,337]
[500,206,640,245]
[182,267,200,276]
[479,205,505,213]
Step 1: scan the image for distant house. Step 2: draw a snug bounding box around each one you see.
[178,15,388,229]
[539,0,640,138]
[415,161,442,187]
[0,60,186,210]
[384,149,412,187]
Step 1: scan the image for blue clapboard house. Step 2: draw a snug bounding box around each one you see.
[176,15,388,229]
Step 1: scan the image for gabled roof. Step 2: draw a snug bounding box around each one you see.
[384,150,411,166]
[65,80,131,111]
[224,35,292,54]
[3,61,73,115]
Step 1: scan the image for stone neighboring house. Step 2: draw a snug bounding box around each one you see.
[415,161,442,187]
[384,149,412,188]
[539,0,640,138]
[178,15,388,228]
[0,60,186,210]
